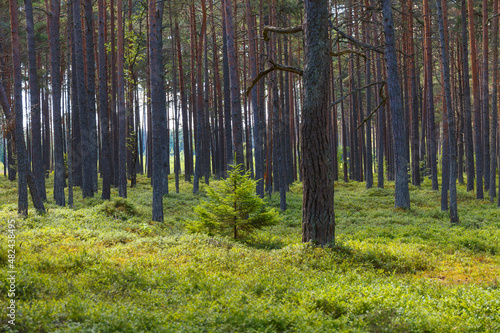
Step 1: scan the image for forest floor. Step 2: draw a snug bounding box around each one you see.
[1,173,500,332]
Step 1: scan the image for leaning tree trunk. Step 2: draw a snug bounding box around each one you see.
[382,0,410,209]
[301,0,335,246]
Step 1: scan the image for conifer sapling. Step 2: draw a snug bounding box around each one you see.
[189,164,279,239]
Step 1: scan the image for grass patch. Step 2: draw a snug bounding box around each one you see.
[1,174,500,331]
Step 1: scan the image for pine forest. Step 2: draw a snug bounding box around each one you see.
[1,0,500,331]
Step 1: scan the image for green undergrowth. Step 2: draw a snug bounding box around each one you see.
[1,174,500,332]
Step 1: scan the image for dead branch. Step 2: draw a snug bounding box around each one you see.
[263,25,303,42]
[329,81,386,109]
[330,49,368,60]
[246,59,303,96]
[330,24,384,54]
[357,96,388,130]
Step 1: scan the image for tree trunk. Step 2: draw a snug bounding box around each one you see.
[98,0,112,199]
[460,0,474,192]
[117,0,127,197]
[382,0,410,209]
[73,0,93,198]
[423,0,438,191]
[25,0,46,201]
[174,19,193,182]
[84,0,98,193]
[149,0,166,221]
[482,0,490,192]
[48,0,65,206]
[437,0,458,223]
[301,0,335,246]
[224,0,244,167]
[10,0,28,216]
[468,0,484,199]
[492,0,499,202]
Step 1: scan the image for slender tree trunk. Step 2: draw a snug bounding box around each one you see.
[301,0,335,246]
[482,0,490,192]
[117,0,127,197]
[174,20,193,182]
[149,0,166,221]
[423,0,438,191]
[377,55,385,188]
[492,0,499,202]
[468,0,484,199]
[10,0,28,216]
[437,0,458,223]
[461,0,474,192]
[84,0,98,193]
[382,0,410,209]
[73,0,93,198]
[364,1,373,189]
[48,0,65,206]
[246,0,264,198]
[25,0,46,201]
[98,0,111,199]
[193,2,208,194]
[224,0,244,166]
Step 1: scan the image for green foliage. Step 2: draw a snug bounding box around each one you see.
[2,173,500,332]
[100,197,138,220]
[189,164,279,239]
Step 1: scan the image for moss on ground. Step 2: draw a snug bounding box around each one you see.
[0,174,500,332]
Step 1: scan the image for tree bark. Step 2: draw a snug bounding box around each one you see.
[461,0,474,192]
[117,0,127,197]
[98,0,111,199]
[301,0,335,246]
[492,0,499,202]
[437,0,458,223]
[468,0,484,199]
[149,0,166,221]
[224,0,244,167]
[73,0,93,198]
[423,0,438,191]
[84,0,98,193]
[25,0,46,201]
[10,0,28,216]
[382,0,410,209]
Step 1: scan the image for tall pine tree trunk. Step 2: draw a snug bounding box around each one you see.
[10,0,28,216]
[301,0,335,246]
[468,0,484,199]
[48,0,65,206]
[382,0,410,209]
[437,0,458,223]
[98,0,112,199]
[224,0,244,166]
[25,0,46,201]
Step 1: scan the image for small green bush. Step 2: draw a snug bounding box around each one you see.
[100,197,138,220]
[188,164,279,239]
